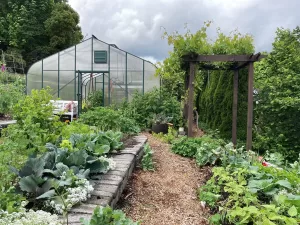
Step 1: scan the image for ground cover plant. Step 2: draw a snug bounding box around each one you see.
[194,142,300,224]
[141,143,155,171]
[80,206,140,225]
[171,135,224,158]
[152,126,178,144]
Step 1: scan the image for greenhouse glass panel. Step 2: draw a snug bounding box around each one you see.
[127,54,143,101]
[76,39,92,71]
[27,61,42,92]
[59,71,75,100]
[144,61,160,92]
[59,47,75,71]
[43,54,58,70]
[43,71,58,97]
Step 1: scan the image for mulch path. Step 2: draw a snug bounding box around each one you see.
[117,133,212,225]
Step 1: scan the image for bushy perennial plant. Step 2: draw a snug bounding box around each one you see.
[0,208,62,225]
[46,174,94,214]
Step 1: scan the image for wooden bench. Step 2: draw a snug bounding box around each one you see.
[50,100,78,121]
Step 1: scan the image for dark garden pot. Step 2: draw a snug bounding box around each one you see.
[152,123,169,134]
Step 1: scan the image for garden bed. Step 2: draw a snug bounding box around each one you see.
[64,135,147,224]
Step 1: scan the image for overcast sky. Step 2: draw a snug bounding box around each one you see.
[69,0,300,63]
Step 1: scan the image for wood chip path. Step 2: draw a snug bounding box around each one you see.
[117,133,211,225]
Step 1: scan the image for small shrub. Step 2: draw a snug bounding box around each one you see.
[87,90,103,108]
[1,87,66,154]
[0,78,24,116]
[152,126,177,144]
[141,143,155,171]
[79,107,140,135]
[171,137,203,158]
[80,206,140,225]
[120,88,182,129]
[61,121,94,139]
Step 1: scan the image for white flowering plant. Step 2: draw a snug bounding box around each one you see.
[0,203,62,225]
[41,169,94,215]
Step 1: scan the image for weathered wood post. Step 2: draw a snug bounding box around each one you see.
[246,62,254,151]
[232,70,239,146]
[187,62,196,137]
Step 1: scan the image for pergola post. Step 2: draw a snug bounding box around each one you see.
[187,62,196,137]
[246,62,254,150]
[232,70,239,146]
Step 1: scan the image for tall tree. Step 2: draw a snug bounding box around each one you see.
[0,0,83,69]
[255,27,300,160]
[45,3,83,52]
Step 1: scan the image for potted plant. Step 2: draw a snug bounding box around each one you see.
[151,113,172,134]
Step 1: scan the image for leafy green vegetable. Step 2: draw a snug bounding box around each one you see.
[141,143,155,171]
[80,206,140,225]
[171,136,203,158]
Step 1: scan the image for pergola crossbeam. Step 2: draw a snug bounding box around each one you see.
[184,54,265,62]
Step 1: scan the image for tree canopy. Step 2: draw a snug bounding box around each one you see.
[0,0,83,69]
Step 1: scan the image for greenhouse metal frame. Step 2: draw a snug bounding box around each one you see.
[27,35,160,111]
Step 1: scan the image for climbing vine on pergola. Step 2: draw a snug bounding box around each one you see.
[183,53,266,150]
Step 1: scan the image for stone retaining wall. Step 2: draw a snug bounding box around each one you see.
[64,135,147,224]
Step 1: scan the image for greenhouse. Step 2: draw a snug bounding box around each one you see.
[26,35,160,106]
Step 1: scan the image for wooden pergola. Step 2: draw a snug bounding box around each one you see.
[184,53,266,150]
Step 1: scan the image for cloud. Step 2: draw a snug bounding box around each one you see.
[69,0,300,62]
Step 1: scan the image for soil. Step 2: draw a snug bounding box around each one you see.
[117,133,212,225]
[0,115,11,121]
[123,136,139,148]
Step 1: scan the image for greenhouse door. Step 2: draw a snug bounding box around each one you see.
[76,70,108,117]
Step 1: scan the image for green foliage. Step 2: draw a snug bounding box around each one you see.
[80,206,140,225]
[198,151,300,224]
[79,107,140,135]
[157,22,254,139]
[0,0,83,68]
[61,121,94,139]
[0,187,25,213]
[255,26,300,161]
[171,136,203,157]
[44,2,83,52]
[195,140,224,167]
[120,88,182,129]
[141,143,154,171]
[0,71,25,84]
[86,90,103,109]
[67,131,124,155]
[195,140,256,167]
[228,204,298,225]
[1,88,66,154]
[12,137,116,208]
[152,126,177,144]
[0,78,24,116]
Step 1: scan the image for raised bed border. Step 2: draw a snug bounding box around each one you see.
[64,135,148,224]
